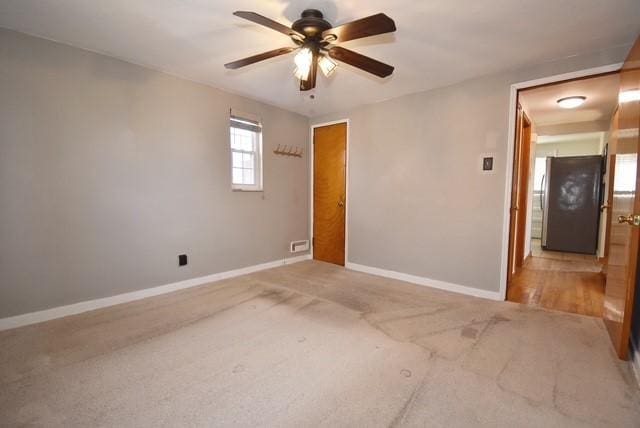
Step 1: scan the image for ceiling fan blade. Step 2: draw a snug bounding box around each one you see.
[322,13,396,43]
[224,47,297,69]
[233,11,303,38]
[327,46,394,78]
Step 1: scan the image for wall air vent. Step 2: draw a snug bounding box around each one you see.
[290,240,310,253]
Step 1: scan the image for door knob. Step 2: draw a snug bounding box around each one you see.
[617,214,640,226]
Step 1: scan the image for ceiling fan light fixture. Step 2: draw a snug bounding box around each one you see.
[293,47,313,80]
[226,9,397,90]
[557,96,586,109]
[318,56,337,77]
[293,66,308,80]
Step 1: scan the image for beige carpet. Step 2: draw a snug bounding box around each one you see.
[0,260,638,427]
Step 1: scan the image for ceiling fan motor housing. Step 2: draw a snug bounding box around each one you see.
[292,9,332,39]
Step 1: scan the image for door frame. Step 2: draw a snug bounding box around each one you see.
[500,63,623,300]
[309,119,350,264]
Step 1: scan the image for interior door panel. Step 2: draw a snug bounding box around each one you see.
[313,123,347,266]
[603,37,640,360]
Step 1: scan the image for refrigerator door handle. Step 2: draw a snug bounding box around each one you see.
[540,174,546,212]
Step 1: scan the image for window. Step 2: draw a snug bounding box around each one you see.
[230,114,262,191]
[614,153,637,193]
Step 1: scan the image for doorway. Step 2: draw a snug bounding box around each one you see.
[505,37,640,361]
[312,121,348,266]
[506,71,621,318]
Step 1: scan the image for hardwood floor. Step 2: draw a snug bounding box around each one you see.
[507,240,605,317]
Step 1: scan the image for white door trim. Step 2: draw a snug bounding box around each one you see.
[309,119,350,265]
[499,62,623,300]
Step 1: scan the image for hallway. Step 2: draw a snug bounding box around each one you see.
[507,240,605,317]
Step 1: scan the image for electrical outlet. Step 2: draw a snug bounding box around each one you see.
[178,254,188,266]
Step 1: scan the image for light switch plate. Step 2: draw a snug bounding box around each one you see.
[479,153,496,174]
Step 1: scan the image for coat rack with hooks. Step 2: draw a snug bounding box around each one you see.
[273,144,303,158]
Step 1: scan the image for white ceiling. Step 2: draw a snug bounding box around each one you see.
[519,73,620,134]
[1,0,639,117]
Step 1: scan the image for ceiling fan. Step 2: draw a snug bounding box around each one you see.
[224,9,396,91]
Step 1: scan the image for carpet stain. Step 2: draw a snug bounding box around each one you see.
[491,313,511,323]
[461,326,479,339]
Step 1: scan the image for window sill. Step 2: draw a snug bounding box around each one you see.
[232,187,264,192]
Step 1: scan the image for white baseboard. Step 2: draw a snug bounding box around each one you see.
[0,254,312,331]
[631,337,640,388]
[346,262,503,301]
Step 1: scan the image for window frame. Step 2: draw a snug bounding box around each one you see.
[229,115,263,192]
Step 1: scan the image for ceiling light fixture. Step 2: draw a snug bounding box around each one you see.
[619,89,640,103]
[318,55,337,77]
[557,96,586,109]
[225,9,396,91]
[293,47,313,81]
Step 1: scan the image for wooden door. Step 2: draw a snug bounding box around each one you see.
[313,122,347,266]
[603,37,640,360]
[515,114,532,268]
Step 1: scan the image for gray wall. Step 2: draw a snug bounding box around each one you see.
[311,45,629,293]
[0,29,309,318]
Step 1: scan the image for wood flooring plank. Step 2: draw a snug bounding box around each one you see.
[508,245,605,318]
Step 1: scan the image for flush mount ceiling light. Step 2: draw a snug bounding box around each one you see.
[557,96,586,109]
[224,9,396,91]
[619,89,640,103]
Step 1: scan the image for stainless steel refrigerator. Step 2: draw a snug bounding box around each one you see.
[541,156,603,254]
